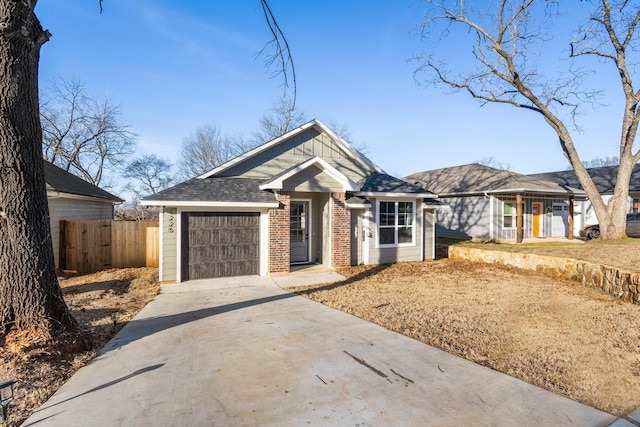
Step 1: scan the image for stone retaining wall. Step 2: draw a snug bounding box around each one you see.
[449,246,640,305]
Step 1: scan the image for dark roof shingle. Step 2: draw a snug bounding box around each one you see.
[44,161,122,202]
[529,164,640,193]
[405,164,583,196]
[142,177,277,204]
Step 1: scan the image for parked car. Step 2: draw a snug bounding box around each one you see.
[580,212,640,239]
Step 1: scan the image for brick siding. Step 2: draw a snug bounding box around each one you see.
[269,191,290,274]
[331,192,351,267]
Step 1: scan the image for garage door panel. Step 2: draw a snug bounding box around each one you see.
[183,213,260,280]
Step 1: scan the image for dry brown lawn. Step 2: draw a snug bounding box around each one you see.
[287,260,640,416]
[0,268,159,426]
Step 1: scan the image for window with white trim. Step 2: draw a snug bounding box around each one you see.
[503,202,515,229]
[378,201,414,246]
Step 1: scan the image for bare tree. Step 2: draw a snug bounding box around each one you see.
[40,77,137,188]
[177,123,246,179]
[0,0,294,340]
[416,0,640,239]
[117,154,173,221]
[253,96,307,144]
[0,1,78,339]
[478,157,512,171]
[582,156,620,168]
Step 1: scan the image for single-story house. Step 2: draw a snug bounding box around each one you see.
[404,163,585,242]
[530,164,640,235]
[142,119,441,282]
[45,160,123,267]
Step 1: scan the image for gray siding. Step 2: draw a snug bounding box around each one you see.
[221,128,375,185]
[366,197,424,264]
[423,210,435,260]
[350,210,365,265]
[48,197,114,268]
[438,194,575,241]
[162,208,178,282]
[436,196,491,240]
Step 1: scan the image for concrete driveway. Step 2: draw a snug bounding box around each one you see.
[24,273,618,426]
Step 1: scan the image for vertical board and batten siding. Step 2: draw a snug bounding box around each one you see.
[60,220,158,273]
[366,198,425,264]
[491,196,573,241]
[161,208,178,282]
[220,128,376,185]
[182,213,260,280]
[48,197,115,268]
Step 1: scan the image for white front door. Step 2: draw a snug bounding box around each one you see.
[290,201,309,263]
[552,204,569,237]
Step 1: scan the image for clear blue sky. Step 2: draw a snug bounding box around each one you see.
[35,1,623,186]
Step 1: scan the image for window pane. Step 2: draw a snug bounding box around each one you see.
[379,228,395,245]
[504,203,514,214]
[398,226,412,243]
[379,202,395,226]
[504,216,513,228]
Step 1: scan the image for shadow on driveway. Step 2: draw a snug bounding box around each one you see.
[100,292,297,354]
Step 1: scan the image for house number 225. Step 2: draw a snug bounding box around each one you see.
[168,215,175,233]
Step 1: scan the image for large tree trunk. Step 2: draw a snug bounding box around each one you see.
[0,1,77,337]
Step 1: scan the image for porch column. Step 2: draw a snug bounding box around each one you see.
[331,192,351,267]
[568,195,574,240]
[516,194,523,243]
[268,191,290,274]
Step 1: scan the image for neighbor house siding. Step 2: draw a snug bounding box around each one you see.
[220,128,375,185]
[366,197,424,264]
[161,208,178,282]
[437,196,491,240]
[48,197,114,268]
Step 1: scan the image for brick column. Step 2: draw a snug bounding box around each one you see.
[269,191,290,274]
[331,192,351,267]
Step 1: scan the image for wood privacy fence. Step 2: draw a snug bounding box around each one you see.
[60,220,159,273]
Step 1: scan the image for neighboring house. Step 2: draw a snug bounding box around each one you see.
[405,164,585,242]
[45,160,123,268]
[142,119,440,282]
[530,164,640,235]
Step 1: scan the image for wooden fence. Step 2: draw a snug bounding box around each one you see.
[60,220,159,273]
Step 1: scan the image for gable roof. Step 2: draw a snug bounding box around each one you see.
[529,164,640,194]
[405,164,584,196]
[358,172,438,198]
[141,177,278,207]
[259,157,360,191]
[44,161,122,202]
[198,119,384,179]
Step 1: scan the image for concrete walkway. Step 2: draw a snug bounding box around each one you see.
[24,272,621,426]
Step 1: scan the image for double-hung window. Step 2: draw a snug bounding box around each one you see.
[503,202,515,229]
[378,201,414,246]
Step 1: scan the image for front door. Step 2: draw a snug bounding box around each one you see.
[290,201,309,263]
[532,203,542,237]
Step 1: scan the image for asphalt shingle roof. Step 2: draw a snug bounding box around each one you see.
[404,164,583,196]
[360,172,437,195]
[529,164,640,193]
[44,161,122,202]
[142,177,278,204]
